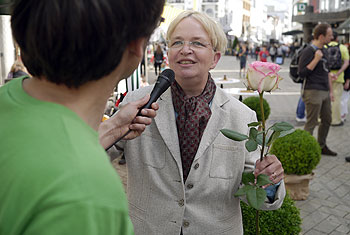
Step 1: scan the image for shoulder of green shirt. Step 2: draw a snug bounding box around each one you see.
[340,44,350,60]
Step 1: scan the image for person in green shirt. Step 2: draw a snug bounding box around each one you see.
[327,31,350,126]
[0,0,165,234]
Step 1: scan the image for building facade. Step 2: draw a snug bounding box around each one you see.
[166,0,292,45]
[292,0,350,44]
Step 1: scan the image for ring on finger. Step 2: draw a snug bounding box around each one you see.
[271,172,276,180]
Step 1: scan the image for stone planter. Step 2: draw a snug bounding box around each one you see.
[284,172,315,200]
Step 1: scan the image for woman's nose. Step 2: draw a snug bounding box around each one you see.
[180,42,193,54]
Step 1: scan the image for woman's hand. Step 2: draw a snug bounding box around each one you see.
[254,155,284,186]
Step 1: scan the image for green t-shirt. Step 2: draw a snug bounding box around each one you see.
[0,78,133,235]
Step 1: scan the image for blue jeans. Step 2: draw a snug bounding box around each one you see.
[296,96,305,118]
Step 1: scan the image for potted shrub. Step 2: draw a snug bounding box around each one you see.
[241,193,302,234]
[243,96,270,121]
[270,129,321,200]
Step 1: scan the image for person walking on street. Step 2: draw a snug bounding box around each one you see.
[238,42,248,78]
[341,44,350,122]
[255,46,260,60]
[298,23,337,156]
[327,31,349,126]
[154,44,164,75]
[269,44,277,62]
[259,45,269,62]
[296,36,314,123]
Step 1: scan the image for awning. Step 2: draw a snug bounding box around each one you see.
[282,30,303,36]
[160,6,184,29]
[149,6,184,42]
[337,17,350,30]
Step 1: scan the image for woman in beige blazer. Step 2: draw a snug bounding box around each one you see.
[100,10,286,235]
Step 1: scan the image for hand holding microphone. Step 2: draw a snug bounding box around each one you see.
[104,69,175,151]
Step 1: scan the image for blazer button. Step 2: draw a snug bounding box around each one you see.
[183,221,190,227]
[187,184,193,189]
[178,199,184,207]
[194,163,199,169]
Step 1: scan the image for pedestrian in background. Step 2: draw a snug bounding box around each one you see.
[341,43,350,123]
[154,44,164,75]
[259,45,269,62]
[296,35,314,123]
[5,59,28,83]
[255,45,260,60]
[140,52,146,76]
[298,23,337,156]
[238,42,248,78]
[327,31,349,126]
[269,44,277,62]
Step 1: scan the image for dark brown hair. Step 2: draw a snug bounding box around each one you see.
[11,0,165,88]
[313,23,331,40]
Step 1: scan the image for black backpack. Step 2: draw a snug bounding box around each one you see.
[327,44,342,70]
[289,44,309,83]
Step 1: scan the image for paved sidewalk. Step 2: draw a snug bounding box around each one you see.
[110,55,350,234]
[266,96,350,235]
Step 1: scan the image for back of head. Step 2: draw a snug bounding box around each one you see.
[166,10,227,53]
[156,44,162,53]
[332,31,338,41]
[11,0,165,88]
[313,23,331,40]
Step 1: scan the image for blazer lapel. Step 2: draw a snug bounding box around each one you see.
[154,89,182,166]
[194,88,230,161]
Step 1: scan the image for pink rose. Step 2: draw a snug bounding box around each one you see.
[246,61,283,93]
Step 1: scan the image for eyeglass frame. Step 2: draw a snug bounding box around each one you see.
[166,39,215,51]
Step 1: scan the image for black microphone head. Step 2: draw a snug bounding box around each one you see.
[159,69,175,84]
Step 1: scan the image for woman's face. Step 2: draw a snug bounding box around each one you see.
[167,17,220,90]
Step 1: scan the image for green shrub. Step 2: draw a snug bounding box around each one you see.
[270,129,321,175]
[243,96,270,121]
[241,193,302,235]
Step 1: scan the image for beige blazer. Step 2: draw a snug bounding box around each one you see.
[117,85,286,235]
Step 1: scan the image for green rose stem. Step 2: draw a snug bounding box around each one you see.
[256,91,266,235]
[256,210,259,235]
[259,91,266,162]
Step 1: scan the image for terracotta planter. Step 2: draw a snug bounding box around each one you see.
[284,173,315,200]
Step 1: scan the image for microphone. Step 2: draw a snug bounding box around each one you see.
[137,69,175,115]
[105,69,175,150]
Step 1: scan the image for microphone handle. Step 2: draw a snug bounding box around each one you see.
[136,88,162,116]
[105,129,132,151]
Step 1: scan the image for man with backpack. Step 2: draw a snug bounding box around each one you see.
[291,36,314,123]
[298,23,338,156]
[326,31,349,126]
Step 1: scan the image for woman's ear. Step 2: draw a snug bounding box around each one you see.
[210,52,221,70]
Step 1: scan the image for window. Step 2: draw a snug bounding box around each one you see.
[168,0,184,3]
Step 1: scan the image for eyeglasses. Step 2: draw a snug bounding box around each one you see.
[167,40,213,51]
